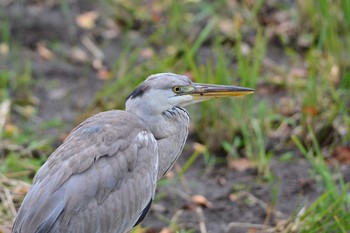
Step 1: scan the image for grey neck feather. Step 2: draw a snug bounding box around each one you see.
[127,106,190,179]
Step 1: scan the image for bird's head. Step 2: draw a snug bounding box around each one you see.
[125,73,254,116]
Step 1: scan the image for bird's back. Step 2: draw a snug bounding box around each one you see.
[12,110,159,233]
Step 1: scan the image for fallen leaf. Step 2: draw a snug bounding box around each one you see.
[159,227,172,233]
[165,45,177,56]
[0,42,9,55]
[37,42,54,60]
[182,203,197,210]
[331,146,350,164]
[229,193,238,201]
[98,68,112,80]
[152,203,167,213]
[227,158,253,172]
[103,19,121,39]
[60,132,69,142]
[297,33,313,48]
[278,97,298,116]
[240,42,251,56]
[140,48,154,59]
[218,19,234,37]
[150,3,162,23]
[248,229,258,233]
[288,67,307,80]
[302,105,318,117]
[91,58,104,70]
[297,178,314,188]
[192,142,207,153]
[76,11,99,30]
[13,185,30,196]
[328,64,340,85]
[18,105,37,119]
[70,47,89,63]
[5,124,19,136]
[191,194,212,208]
[164,171,175,179]
[0,224,11,233]
[217,176,227,186]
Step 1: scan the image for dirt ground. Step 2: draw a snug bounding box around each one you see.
[0,1,338,232]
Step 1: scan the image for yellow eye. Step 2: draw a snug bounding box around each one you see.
[173,86,182,93]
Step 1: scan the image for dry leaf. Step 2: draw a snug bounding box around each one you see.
[0,42,9,55]
[278,97,298,116]
[92,59,104,70]
[60,132,69,142]
[240,42,251,56]
[159,227,172,233]
[165,46,177,56]
[329,64,340,85]
[0,99,11,135]
[0,224,11,233]
[229,193,238,201]
[18,105,36,119]
[76,11,99,30]
[5,124,19,135]
[13,185,30,196]
[164,171,175,179]
[227,158,253,172]
[191,194,212,208]
[331,146,350,164]
[218,19,234,37]
[248,229,258,233]
[70,47,89,63]
[37,42,54,60]
[288,67,307,80]
[192,142,207,153]
[98,68,112,80]
[183,203,197,210]
[217,176,227,186]
[302,105,318,116]
[140,48,154,59]
[152,203,167,213]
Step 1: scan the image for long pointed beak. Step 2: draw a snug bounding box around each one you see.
[190,83,254,100]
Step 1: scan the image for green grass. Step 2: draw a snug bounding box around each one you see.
[291,127,350,232]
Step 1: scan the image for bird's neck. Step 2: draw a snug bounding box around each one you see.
[128,107,190,179]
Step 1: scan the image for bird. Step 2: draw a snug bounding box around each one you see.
[12,73,254,233]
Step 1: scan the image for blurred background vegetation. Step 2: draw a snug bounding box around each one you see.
[0,0,350,232]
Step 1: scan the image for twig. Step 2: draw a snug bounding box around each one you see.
[175,163,192,194]
[169,209,184,230]
[0,183,17,218]
[238,191,287,219]
[195,207,207,233]
[0,140,33,157]
[81,36,104,60]
[225,222,274,233]
[4,170,33,179]
[81,35,105,70]
[0,99,11,136]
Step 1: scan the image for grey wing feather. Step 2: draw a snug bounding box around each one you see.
[12,110,158,233]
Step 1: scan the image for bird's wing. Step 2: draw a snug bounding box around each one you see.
[12,110,158,233]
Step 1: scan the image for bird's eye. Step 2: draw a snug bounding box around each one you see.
[173,86,182,93]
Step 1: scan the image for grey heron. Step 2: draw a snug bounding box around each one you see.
[12,73,254,233]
